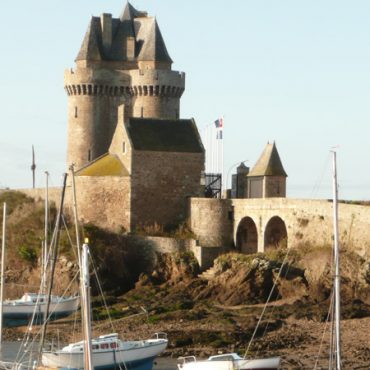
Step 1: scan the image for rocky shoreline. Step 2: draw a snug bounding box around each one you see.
[3,249,370,369]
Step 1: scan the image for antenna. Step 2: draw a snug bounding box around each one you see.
[31,145,36,188]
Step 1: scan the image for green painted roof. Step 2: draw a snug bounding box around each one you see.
[126,118,204,153]
[76,153,129,176]
[248,142,287,177]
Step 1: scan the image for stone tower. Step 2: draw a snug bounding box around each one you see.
[247,141,287,198]
[65,2,185,168]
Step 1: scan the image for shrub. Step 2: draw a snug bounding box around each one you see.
[18,246,38,264]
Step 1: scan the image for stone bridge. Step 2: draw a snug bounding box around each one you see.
[189,198,370,258]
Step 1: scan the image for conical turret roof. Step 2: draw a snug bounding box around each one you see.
[75,2,172,64]
[137,18,172,62]
[248,142,287,177]
[76,17,102,61]
[120,2,147,21]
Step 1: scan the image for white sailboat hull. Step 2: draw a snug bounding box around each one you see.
[2,294,79,327]
[178,355,281,370]
[42,337,168,370]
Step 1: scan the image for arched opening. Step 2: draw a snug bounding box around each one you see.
[264,216,287,250]
[236,217,258,254]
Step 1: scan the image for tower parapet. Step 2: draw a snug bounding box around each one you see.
[65,67,131,168]
[129,69,185,119]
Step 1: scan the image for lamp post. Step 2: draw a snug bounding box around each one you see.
[226,159,248,197]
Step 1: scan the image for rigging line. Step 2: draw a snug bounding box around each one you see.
[71,305,80,348]
[310,152,331,198]
[88,253,116,333]
[13,262,57,363]
[243,246,292,359]
[15,269,80,367]
[43,270,80,324]
[87,248,129,370]
[258,258,294,356]
[313,291,335,370]
[61,214,80,264]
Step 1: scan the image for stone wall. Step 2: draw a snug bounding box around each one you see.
[20,187,65,208]
[189,198,234,247]
[74,176,131,232]
[125,235,222,271]
[189,197,370,258]
[65,67,130,169]
[130,150,204,230]
[20,175,131,232]
[130,69,185,120]
[265,176,286,197]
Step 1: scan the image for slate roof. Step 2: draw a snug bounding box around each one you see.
[248,142,287,177]
[76,153,129,177]
[126,118,204,153]
[76,2,172,63]
[135,18,172,62]
[76,17,102,61]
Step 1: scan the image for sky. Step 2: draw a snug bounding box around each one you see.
[1,1,370,200]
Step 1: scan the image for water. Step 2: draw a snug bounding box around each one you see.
[0,341,37,368]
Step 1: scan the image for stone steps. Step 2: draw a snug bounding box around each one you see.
[199,265,217,280]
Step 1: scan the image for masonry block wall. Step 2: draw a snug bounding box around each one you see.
[74,176,131,232]
[189,198,234,247]
[189,197,370,257]
[130,151,204,229]
[65,68,130,169]
[130,69,185,119]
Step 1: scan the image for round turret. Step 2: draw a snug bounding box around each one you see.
[65,67,131,169]
[129,69,185,119]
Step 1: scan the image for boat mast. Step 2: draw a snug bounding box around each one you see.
[38,173,68,361]
[70,165,82,269]
[0,203,7,345]
[42,171,49,294]
[332,151,341,370]
[81,240,93,370]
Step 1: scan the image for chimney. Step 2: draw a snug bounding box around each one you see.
[100,13,112,51]
[126,37,135,60]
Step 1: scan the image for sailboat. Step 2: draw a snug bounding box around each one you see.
[0,173,79,327]
[0,293,79,328]
[41,239,168,370]
[178,354,280,370]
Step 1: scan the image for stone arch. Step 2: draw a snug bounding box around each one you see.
[264,216,287,250]
[236,217,258,254]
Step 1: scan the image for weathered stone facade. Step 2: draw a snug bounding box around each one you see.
[189,197,370,258]
[63,4,204,231]
[66,4,185,169]
[246,142,287,198]
[130,150,204,229]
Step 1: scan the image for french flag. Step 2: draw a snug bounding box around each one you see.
[214,118,223,128]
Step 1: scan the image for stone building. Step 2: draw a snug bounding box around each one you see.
[231,162,249,198]
[247,141,287,198]
[66,3,204,231]
[65,2,186,169]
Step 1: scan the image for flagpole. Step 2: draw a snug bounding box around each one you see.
[216,126,219,175]
[221,117,224,196]
[205,125,208,172]
[202,125,207,172]
[207,124,210,172]
[210,124,214,173]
